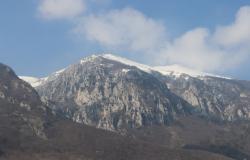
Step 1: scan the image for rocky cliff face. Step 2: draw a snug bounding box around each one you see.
[2,59,250,160]
[21,54,250,132]
[155,73,250,121]
[36,56,192,131]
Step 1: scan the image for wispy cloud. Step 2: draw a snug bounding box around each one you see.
[38,0,86,20]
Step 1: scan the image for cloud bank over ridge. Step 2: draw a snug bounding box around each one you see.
[37,1,250,73]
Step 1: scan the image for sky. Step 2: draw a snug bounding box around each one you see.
[0,0,250,80]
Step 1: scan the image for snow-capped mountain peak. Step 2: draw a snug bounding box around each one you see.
[101,54,231,79]
[101,54,152,72]
[80,54,230,79]
[20,53,231,88]
[80,55,100,64]
[79,54,152,73]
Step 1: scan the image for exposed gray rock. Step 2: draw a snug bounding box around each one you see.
[155,73,250,121]
[37,56,192,131]
[33,54,250,131]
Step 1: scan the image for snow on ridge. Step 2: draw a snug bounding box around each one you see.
[101,54,231,79]
[20,68,66,88]
[152,65,206,77]
[19,76,47,87]
[101,54,152,73]
[78,53,231,79]
[153,65,231,79]
[54,68,66,76]
[79,53,152,73]
[20,53,231,88]
[80,55,99,64]
[122,68,130,73]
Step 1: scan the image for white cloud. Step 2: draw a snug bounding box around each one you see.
[214,6,250,47]
[161,28,225,71]
[74,7,167,54]
[160,28,247,72]
[38,0,86,20]
[41,3,249,73]
[161,6,250,72]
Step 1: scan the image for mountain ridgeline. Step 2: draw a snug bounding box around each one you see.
[3,54,249,160]
[1,62,240,160]
[36,56,193,131]
[24,54,250,132]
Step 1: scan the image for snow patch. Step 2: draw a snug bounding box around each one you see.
[101,54,231,79]
[20,53,231,88]
[54,68,66,76]
[80,55,99,64]
[240,93,247,98]
[102,54,152,73]
[19,76,47,88]
[153,65,205,77]
[20,67,66,88]
[122,69,130,73]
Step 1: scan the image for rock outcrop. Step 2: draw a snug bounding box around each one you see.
[37,56,192,131]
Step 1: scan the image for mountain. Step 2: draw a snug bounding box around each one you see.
[1,62,237,160]
[34,55,193,132]
[0,62,55,157]
[0,63,51,140]
[18,54,250,159]
[23,54,250,126]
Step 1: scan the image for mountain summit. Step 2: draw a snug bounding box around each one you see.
[33,54,193,131]
[20,54,228,87]
[4,62,229,160]
[2,57,250,159]
[21,54,250,126]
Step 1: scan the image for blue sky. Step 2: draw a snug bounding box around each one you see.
[0,0,250,80]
